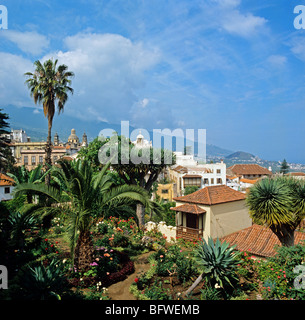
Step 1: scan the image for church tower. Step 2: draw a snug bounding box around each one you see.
[54,132,59,146]
[82,132,88,147]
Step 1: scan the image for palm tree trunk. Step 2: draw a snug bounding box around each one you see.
[45,119,52,186]
[136,203,145,229]
[74,229,94,272]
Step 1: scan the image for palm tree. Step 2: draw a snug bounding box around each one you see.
[246,176,305,247]
[24,59,74,184]
[7,165,50,203]
[14,160,151,271]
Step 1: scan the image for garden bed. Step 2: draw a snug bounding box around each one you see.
[68,250,135,288]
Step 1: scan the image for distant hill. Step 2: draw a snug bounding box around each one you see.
[226,151,257,161]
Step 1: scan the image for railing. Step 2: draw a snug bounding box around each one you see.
[176,226,203,241]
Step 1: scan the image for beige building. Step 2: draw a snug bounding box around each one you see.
[20,146,67,170]
[11,128,88,170]
[227,164,272,180]
[156,183,174,202]
[171,185,252,242]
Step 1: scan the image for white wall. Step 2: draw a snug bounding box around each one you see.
[0,186,14,202]
[145,221,177,242]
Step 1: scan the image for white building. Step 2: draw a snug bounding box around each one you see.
[132,130,152,148]
[168,160,227,197]
[9,129,29,143]
[174,151,198,167]
[0,173,15,202]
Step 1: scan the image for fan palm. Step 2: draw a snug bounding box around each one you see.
[24,59,74,184]
[14,159,151,271]
[246,176,305,247]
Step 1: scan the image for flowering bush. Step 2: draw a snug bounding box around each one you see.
[257,261,290,299]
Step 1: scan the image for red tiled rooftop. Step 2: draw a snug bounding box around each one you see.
[0,173,15,186]
[171,203,206,215]
[173,185,246,206]
[220,224,305,258]
[228,164,272,176]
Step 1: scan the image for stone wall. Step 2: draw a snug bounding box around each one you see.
[145,221,176,242]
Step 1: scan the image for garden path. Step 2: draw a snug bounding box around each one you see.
[107,251,152,300]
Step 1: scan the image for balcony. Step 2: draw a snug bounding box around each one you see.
[176,226,203,242]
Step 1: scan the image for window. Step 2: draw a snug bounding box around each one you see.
[183,177,201,186]
[24,156,28,165]
[39,156,43,164]
[211,178,214,185]
[4,187,10,194]
[217,178,222,184]
[53,156,58,163]
[217,169,221,174]
[31,156,36,165]
[161,189,168,194]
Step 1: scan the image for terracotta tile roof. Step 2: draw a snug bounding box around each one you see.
[220,224,305,258]
[171,203,206,215]
[240,178,258,184]
[228,164,272,176]
[172,165,188,173]
[287,172,305,176]
[173,185,246,205]
[0,173,15,186]
[183,174,202,178]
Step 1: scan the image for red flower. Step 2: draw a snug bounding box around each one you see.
[45,238,48,242]
[134,277,139,283]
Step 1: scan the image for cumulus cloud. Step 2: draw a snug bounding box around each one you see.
[0,30,50,55]
[41,32,160,123]
[0,52,33,106]
[221,10,267,38]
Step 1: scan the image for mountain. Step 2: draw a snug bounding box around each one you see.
[226,151,257,161]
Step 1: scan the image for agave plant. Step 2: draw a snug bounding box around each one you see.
[193,237,240,290]
[22,259,67,300]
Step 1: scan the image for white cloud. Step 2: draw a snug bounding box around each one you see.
[42,32,160,123]
[0,30,50,55]
[221,10,267,38]
[267,55,287,67]
[0,52,33,107]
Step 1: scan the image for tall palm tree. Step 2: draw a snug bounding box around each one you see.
[14,160,151,271]
[246,176,305,247]
[24,59,74,184]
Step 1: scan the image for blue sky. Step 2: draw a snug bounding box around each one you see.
[1,0,305,162]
